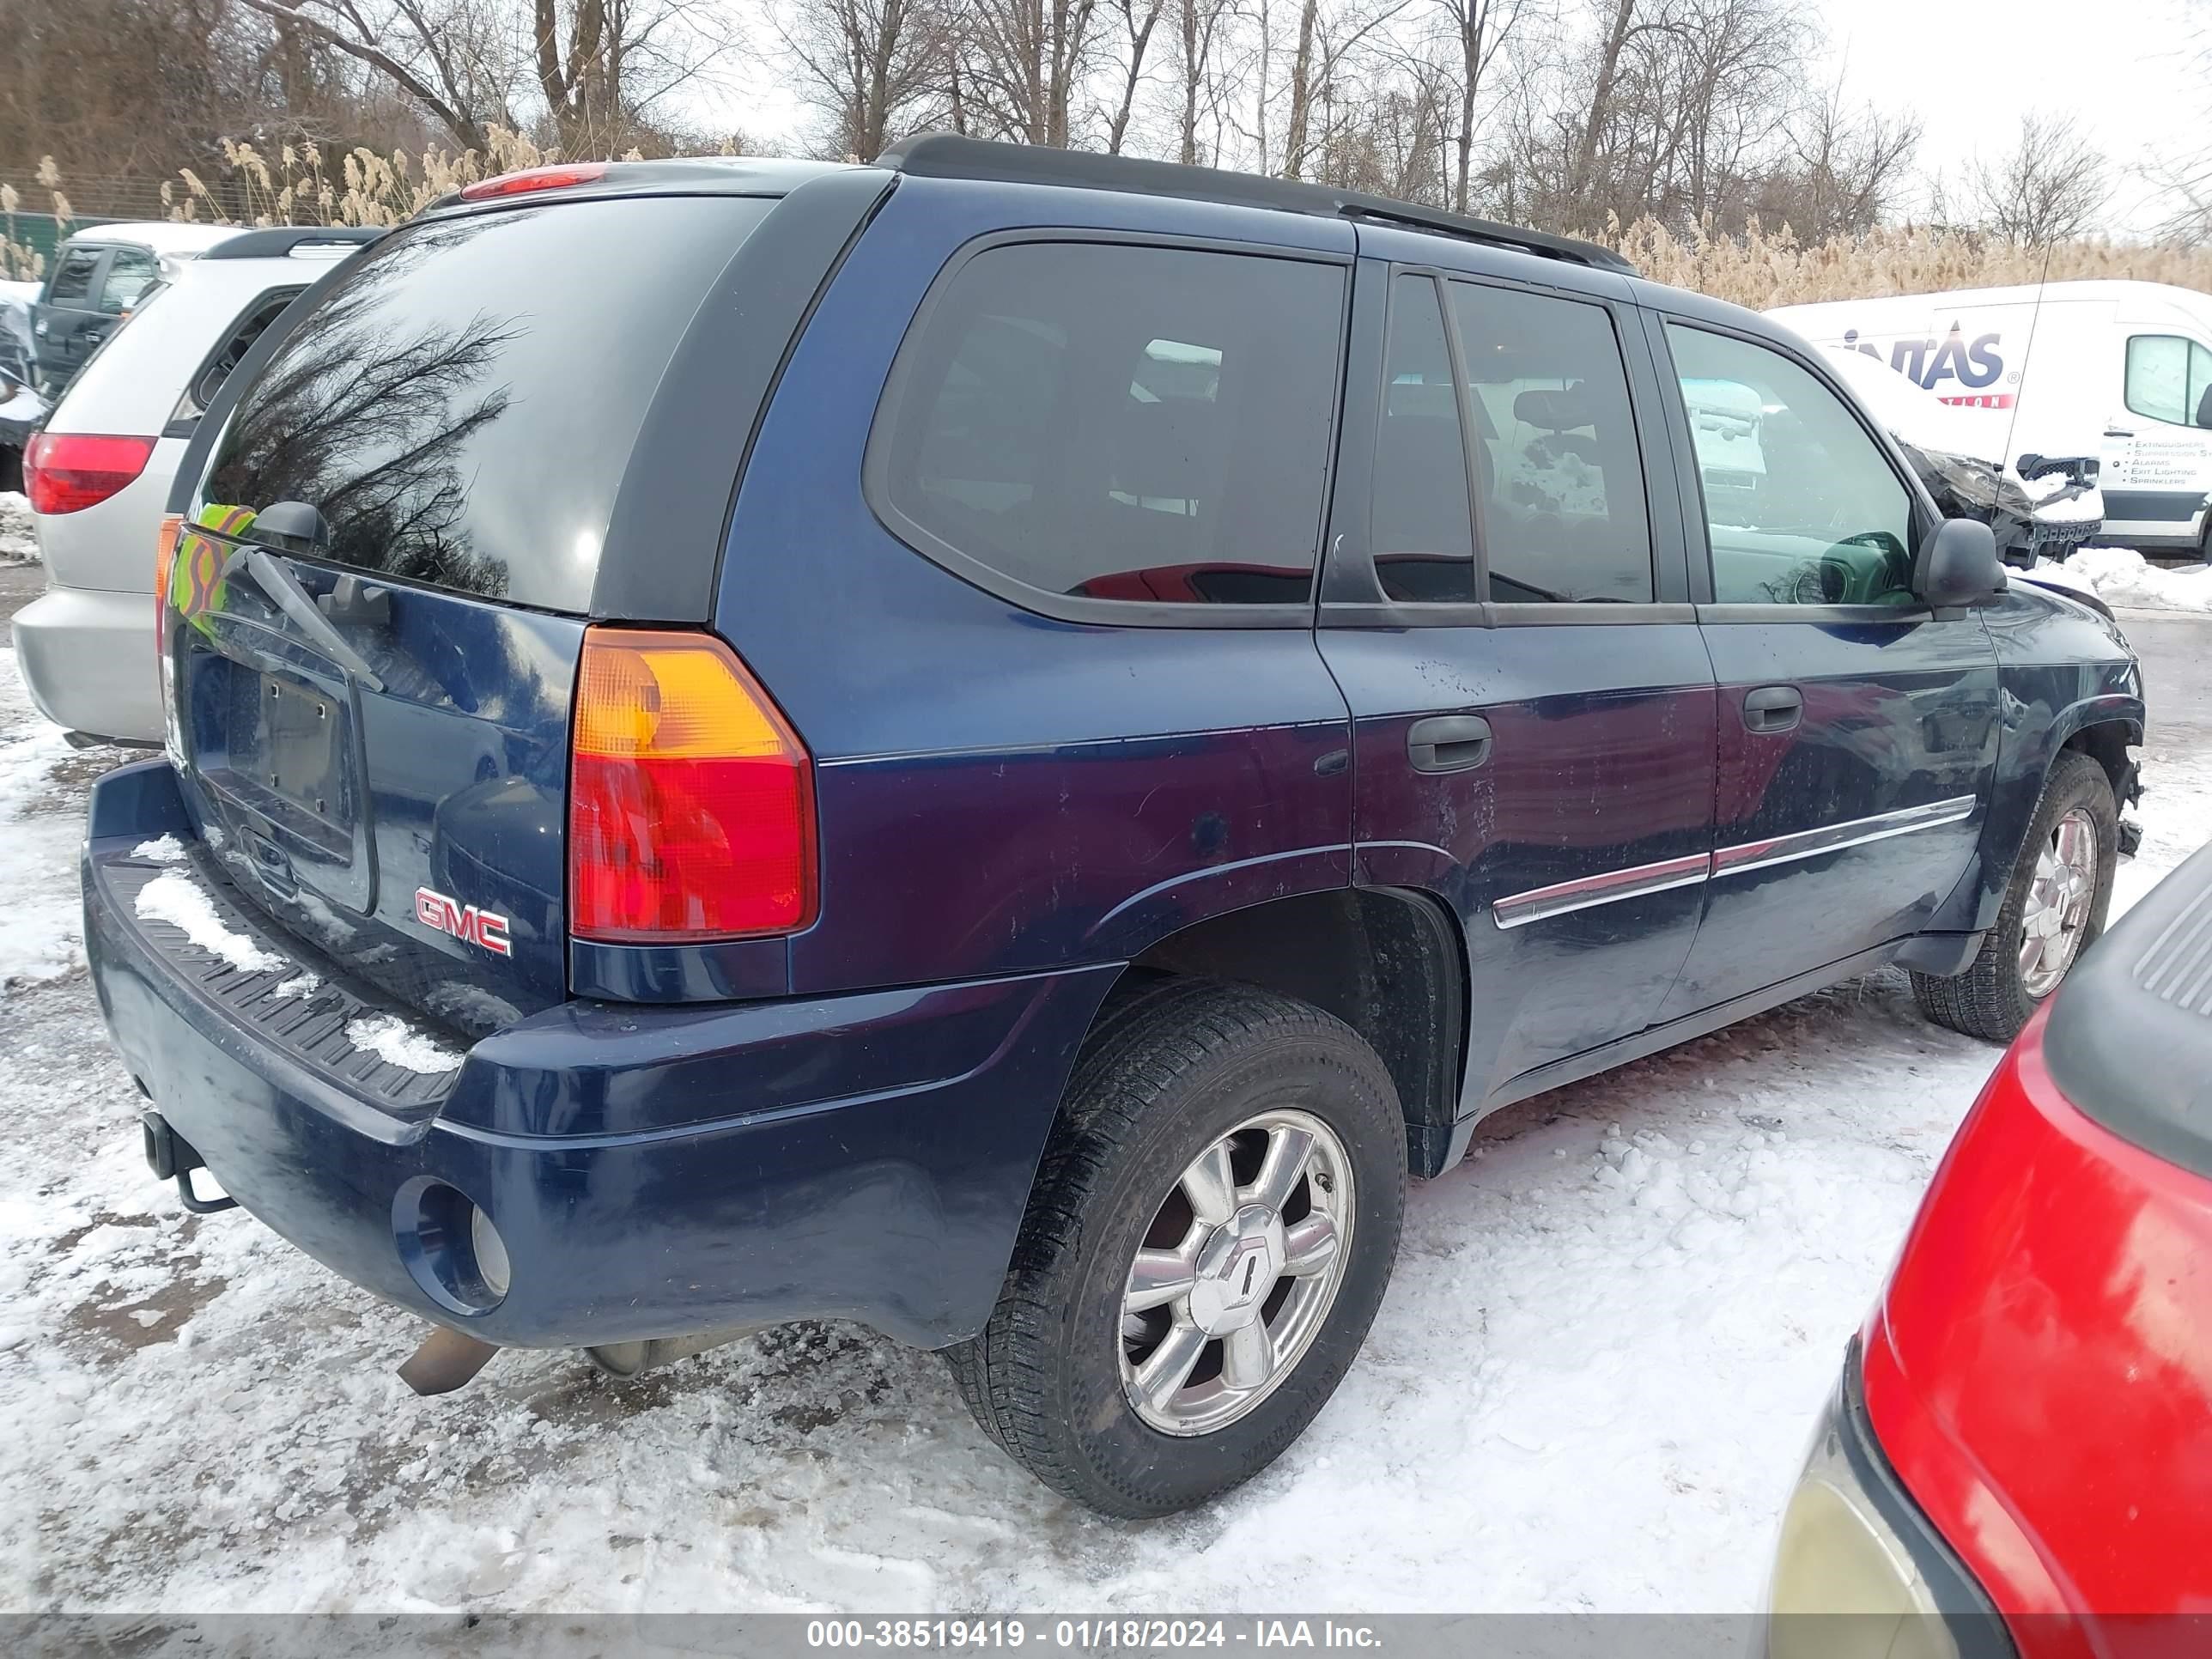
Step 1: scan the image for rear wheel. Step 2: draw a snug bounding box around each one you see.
[1912,749,2117,1041]
[946,978,1405,1517]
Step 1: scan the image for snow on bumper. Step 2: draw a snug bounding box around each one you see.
[82,760,1118,1351]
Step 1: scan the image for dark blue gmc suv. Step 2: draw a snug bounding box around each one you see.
[84,137,2143,1517]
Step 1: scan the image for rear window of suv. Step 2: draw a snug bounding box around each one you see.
[869,240,1346,611]
[204,196,769,614]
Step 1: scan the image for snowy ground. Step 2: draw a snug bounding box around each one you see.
[0,490,35,562]
[1,600,2208,1619]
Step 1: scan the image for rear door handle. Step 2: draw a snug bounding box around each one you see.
[1742,685,1802,734]
[1408,714,1492,773]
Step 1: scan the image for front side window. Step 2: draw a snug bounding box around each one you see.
[46,249,99,306]
[1668,325,1917,607]
[100,247,160,313]
[873,240,1345,607]
[2124,334,2212,428]
[1449,280,1653,603]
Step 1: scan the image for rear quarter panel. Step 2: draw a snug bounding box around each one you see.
[714,177,1360,997]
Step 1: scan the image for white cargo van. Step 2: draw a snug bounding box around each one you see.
[1769,280,2212,560]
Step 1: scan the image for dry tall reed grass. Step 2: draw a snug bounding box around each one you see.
[8,137,2212,309]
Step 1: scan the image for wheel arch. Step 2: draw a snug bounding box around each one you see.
[1935,692,2142,939]
[1111,886,1469,1177]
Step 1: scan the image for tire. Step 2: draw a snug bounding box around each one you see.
[946,977,1406,1517]
[1912,749,2118,1042]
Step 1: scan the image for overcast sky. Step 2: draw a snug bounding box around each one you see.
[718,0,2203,239]
[1818,0,2196,234]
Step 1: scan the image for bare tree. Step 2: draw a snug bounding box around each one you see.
[964,0,1101,146]
[1428,0,1525,211]
[1968,113,2107,246]
[527,0,743,154]
[785,0,952,160]
[1565,0,1653,210]
[1280,0,1411,179]
[229,0,734,157]
[1166,0,1235,163]
[1754,82,1919,240]
[232,0,512,150]
[1101,0,1166,153]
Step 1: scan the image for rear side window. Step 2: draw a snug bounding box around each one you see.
[174,289,305,428]
[2124,334,2212,428]
[100,247,160,313]
[46,249,99,305]
[1449,281,1652,604]
[871,240,1345,609]
[204,196,769,613]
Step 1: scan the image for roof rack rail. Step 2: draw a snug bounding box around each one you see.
[204,227,384,262]
[873,134,1635,274]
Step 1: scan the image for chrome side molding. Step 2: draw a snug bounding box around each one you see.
[1492,852,1713,930]
[1490,796,1978,930]
[1711,795,1977,878]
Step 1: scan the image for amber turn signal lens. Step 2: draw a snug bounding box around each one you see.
[568,628,817,943]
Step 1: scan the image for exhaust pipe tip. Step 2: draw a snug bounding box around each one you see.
[398,1325,500,1395]
[585,1328,755,1381]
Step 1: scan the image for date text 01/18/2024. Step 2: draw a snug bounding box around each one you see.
[803,1621,1385,1650]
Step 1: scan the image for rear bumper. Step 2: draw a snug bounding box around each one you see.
[86,760,1118,1350]
[15,582,161,744]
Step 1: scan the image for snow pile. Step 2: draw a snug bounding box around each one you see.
[274,972,322,1000]
[345,1012,464,1074]
[2033,546,2212,612]
[131,835,187,864]
[133,871,286,975]
[0,650,94,992]
[2030,487,2103,526]
[0,490,34,562]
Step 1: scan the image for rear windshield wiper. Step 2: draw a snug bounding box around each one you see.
[219,543,386,693]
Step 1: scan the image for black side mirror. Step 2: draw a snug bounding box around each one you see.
[1917,517,2007,609]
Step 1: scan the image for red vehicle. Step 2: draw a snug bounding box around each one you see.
[1768,842,2212,1657]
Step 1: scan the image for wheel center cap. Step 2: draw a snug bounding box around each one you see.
[1187,1205,1284,1335]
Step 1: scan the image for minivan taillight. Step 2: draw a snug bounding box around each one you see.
[569,628,817,943]
[23,433,155,514]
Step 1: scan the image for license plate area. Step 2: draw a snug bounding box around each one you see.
[185,645,371,907]
[229,672,351,842]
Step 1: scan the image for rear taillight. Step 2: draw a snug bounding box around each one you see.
[460,164,610,202]
[22,432,155,514]
[154,514,183,758]
[569,628,817,943]
[154,514,182,655]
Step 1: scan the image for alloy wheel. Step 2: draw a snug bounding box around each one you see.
[1118,1108,1355,1437]
[2020,806,2099,999]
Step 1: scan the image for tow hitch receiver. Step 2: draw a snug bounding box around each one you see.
[140,1109,237,1215]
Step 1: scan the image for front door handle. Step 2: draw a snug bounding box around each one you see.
[1742,685,1802,734]
[1408,714,1492,773]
